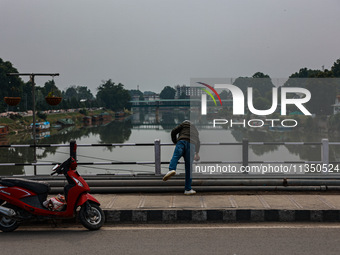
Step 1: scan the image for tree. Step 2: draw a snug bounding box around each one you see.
[70,97,80,109]
[283,60,340,115]
[331,58,340,77]
[64,86,78,100]
[77,86,94,100]
[305,79,337,115]
[44,80,61,97]
[179,92,187,99]
[219,90,231,100]
[129,89,144,100]
[251,72,274,98]
[96,79,131,111]
[289,68,320,78]
[160,86,176,99]
[233,72,274,98]
[0,58,25,112]
[252,72,270,79]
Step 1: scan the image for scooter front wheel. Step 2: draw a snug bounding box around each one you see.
[0,204,19,232]
[0,215,19,232]
[79,202,105,231]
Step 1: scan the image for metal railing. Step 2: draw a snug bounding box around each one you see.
[0,139,339,176]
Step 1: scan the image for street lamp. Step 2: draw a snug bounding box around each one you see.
[6,73,59,175]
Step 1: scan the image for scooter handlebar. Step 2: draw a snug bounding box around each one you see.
[51,164,61,176]
[50,158,76,176]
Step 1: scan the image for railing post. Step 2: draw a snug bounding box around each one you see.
[154,139,161,176]
[321,138,329,174]
[70,140,77,160]
[242,138,249,173]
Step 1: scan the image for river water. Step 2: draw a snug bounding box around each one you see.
[1,107,340,176]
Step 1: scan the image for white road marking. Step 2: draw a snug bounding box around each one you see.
[100,224,340,231]
[13,223,340,232]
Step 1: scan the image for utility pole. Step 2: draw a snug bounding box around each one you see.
[6,73,59,175]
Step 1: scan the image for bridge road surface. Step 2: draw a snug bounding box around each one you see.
[1,223,340,255]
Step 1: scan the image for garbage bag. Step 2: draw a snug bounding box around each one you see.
[43,194,66,211]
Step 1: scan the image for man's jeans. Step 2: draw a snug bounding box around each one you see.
[169,140,195,191]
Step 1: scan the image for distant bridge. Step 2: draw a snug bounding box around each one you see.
[130,99,232,108]
[131,122,224,130]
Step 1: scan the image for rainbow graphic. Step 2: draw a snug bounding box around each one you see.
[197,82,223,106]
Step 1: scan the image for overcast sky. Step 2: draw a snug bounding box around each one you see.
[1,0,339,94]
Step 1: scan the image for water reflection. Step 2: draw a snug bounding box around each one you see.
[131,108,189,131]
[0,119,133,175]
[230,128,320,161]
[1,107,340,175]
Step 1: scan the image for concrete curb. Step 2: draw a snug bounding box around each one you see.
[104,209,340,223]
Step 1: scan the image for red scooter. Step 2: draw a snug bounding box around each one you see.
[0,157,105,232]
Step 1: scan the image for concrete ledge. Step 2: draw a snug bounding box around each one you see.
[104,209,340,223]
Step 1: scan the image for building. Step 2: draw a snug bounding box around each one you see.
[175,85,203,98]
[0,125,9,135]
[143,91,160,101]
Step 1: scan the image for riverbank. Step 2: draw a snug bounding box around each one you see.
[0,109,116,135]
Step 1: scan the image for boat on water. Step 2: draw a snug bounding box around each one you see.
[31,131,51,140]
[56,118,75,126]
[30,121,50,131]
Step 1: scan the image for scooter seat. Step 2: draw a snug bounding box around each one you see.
[0,178,51,195]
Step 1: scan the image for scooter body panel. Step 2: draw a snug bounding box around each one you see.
[77,193,100,207]
[0,185,37,210]
[0,185,35,200]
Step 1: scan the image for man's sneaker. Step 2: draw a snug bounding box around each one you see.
[184,189,196,195]
[163,170,176,181]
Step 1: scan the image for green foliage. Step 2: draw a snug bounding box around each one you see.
[252,72,270,78]
[2,56,340,116]
[0,58,25,112]
[305,116,316,130]
[8,113,22,121]
[305,79,337,115]
[329,113,340,130]
[179,92,186,99]
[289,68,322,78]
[77,86,94,100]
[96,79,131,111]
[283,59,340,115]
[63,85,94,108]
[331,59,340,77]
[64,86,78,99]
[79,108,87,115]
[129,89,144,101]
[44,80,62,97]
[160,86,176,99]
[252,97,271,110]
[233,72,274,98]
[232,73,275,112]
[219,90,231,100]
[129,89,143,97]
[37,111,47,120]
